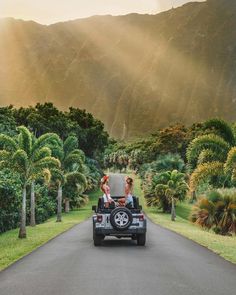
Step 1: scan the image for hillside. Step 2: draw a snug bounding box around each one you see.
[0,0,236,138]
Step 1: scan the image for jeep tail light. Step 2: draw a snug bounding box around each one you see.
[97,215,103,222]
[139,214,144,221]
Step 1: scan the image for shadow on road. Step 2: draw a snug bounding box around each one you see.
[101,238,139,247]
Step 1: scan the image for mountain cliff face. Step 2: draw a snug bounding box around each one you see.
[0,0,236,138]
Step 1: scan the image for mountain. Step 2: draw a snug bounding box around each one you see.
[0,0,236,138]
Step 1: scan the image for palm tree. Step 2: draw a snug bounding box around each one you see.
[0,126,61,238]
[146,170,188,221]
[187,118,235,171]
[190,147,236,191]
[187,119,236,194]
[51,135,87,218]
[50,168,64,222]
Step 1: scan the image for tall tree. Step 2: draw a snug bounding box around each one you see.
[51,135,87,219]
[145,170,188,220]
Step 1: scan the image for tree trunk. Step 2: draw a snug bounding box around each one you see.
[190,191,197,203]
[65,198,70,213]
[57,185,62,222]
[171,198,176,221]
[19,185,27,239]
[30,181,36,227]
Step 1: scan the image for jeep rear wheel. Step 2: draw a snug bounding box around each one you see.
[110,207,133,231]
[93,233,104,246]
[137,233,146,246]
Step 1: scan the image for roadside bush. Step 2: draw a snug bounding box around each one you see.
[34,185,57,224]
[0,169,22,233]
[191,190,236,235]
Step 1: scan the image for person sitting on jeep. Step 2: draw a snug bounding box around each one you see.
[125,176,134,207]
[100,175,114,208]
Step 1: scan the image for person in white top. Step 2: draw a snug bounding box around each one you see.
[125,176,134,207]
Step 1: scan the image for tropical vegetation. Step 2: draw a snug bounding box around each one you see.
[191,190,236,235]
[104,118,236,236]
[0,104,107,237]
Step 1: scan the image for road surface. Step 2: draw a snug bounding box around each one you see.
[0,174,235,295]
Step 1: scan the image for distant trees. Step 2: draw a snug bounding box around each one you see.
[4,103,109,158]
[0,106,17,136]
[104,150,129,172]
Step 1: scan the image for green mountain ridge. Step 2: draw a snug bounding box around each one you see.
[0,0,236,138]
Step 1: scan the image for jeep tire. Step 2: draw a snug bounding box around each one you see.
[110,207,133,231]
[93,232,104,246]
[137,233,146,246]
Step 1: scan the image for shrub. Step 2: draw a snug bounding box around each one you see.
[191,190,236,235]
[0,169,22,233]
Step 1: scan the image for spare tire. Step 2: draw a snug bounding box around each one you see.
[110,207,133,231]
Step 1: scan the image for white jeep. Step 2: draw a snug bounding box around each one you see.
[92,196,147,246]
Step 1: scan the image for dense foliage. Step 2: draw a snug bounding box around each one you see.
[104,118,236,235]
[0,105,106,235]
[1,103,109,158]
[0,169,21,233]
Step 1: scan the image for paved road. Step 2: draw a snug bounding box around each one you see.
[0,175,235,295]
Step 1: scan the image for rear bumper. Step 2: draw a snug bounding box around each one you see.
[94,220,147,236]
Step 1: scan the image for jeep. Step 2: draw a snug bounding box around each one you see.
[92,196,147,246]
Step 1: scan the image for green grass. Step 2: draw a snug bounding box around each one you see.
[134,176,236,264]
[0,190,99,271]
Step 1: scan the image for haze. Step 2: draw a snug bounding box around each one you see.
[0,0,205,24]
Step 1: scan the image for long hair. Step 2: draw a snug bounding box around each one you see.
[126,177,133,185]
[100,176,108,193]
[126,177,133,193]
[100,181,106,193]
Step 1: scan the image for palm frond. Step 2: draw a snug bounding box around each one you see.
[0,134,18,152]
[32,133,62,155]
[66,171,87,189]
[0,150,11,162]
[50,168,65,184]
[12,149,28,172]
[64,153,83,170]
[187,134,229,170]
[190,161,224,191]
[224,147,236,174]
[63,136,78,156]
[197,149,218,165]
[17,126,32,155]
[34,156,61,170]
[203,118,235,146]
[32,147,52,162]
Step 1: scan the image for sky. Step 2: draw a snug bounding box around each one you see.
[0,0,205,24]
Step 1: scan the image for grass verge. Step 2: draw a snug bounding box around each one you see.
[134,177,236,264]
[0,190,99,271]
